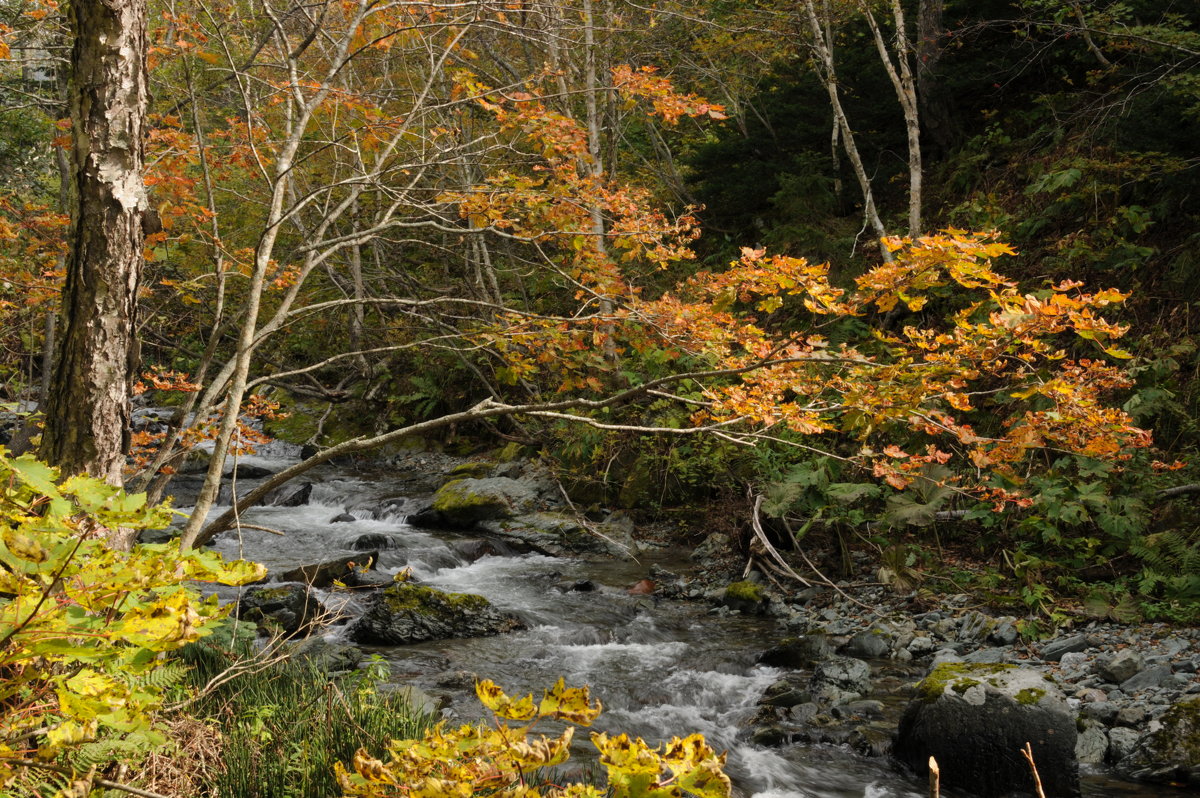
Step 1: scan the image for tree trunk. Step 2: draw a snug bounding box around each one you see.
[860,0,923,235]
[40,0,148,502]
[916,0,955,157]
[801,0,891,258]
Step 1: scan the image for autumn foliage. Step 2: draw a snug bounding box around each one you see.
[338,678,730,798]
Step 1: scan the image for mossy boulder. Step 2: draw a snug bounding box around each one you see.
[236,584,325,638]
[894,663,1079,798]
[347,582,523,645]
[446,461,495,479]
[427,477,541,527]
[722,580,768,614]
[1115,695,1200,785]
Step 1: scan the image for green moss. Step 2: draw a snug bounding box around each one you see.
[382,583,490,615]
[724,580,765,603]
[431,479,507,521]
[952,678,981,694]
[448,461,493,479]
[1015,687,1046,706]
[495,442,525,462]
[252,586,301,602]
[918,662,1016,703]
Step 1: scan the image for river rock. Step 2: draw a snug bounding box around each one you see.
[330,512,357,523]
[1099,649,1144,684]
[1039,633,1091,662]
[988,620,1020,647]
[1107,726,1140,764]
[893,663,1080,798]
[229,462,275,479]
[759,677,811,708]
[1114,695,1200,785]
[1076,720,1109,764]
[721,580,769,615]
[758,633,831,668]
[351,532,394,551]
[263,481,313,507]
[811,656,871,705]
[691,532,731,563]
[595,511,641,558]
[844,629,891,659]
[236,585,325,637]
[276,551,379,588]
[288,637,364,673]
[1121,664,1173,694]
[428,477,540,526]
[957,610,995,643]
[138,525,181,545]
[478,512,612,556]
[347,582,523,645]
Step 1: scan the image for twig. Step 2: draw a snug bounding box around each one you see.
[781,516,881,616]
[749,494,812,587]
[555,482,638,561]
[0,758,171,798]
[230,523,286,536]
[1020,743,1047,798]
[928,756,940,798]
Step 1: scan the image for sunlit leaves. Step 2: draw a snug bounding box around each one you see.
[0,448,266,781]
[338,679,727,798]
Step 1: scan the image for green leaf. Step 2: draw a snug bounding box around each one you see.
[825,482,881,505]
[8,455,62,501]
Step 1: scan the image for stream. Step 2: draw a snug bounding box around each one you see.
[176,456,1167,798]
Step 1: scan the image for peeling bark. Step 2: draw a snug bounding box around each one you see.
[41,0,148,504]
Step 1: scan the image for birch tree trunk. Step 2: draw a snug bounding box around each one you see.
[800,0,890,257]
[41,0,148,507]
[860,0,923,235]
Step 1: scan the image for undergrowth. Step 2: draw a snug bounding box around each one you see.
[165,621,434,798]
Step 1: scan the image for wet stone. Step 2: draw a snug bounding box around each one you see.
[351,533,394,551]
[1121,664,1173,694]
[844,630,891,659]
[1099,649,1145,684]
[1040,633,1091,662]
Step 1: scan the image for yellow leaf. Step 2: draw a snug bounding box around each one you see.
[475,679,537,721]
[538,678,602,726]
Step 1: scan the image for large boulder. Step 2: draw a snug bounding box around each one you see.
[893,663,1080,798]
[477,512,611,556]
[347,582,523,645]
[429,477,541,526]
[263,481,313,507]
[236,585,325,637]
[1114,695,1200,785]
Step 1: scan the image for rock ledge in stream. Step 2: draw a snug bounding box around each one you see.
[893,663,1080,798]
[347,582,523,646]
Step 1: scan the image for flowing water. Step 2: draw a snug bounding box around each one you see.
[177,457,1168,798]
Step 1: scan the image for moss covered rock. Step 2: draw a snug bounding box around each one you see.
[236,584,325,638]
[894,663,1079,798]
[428,477,540,526]
[347,582,523,645]
[722,580,768,614]
[1116,695,1200,785]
